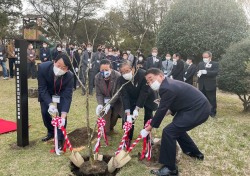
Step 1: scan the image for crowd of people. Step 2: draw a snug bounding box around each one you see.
[1,39,219,176]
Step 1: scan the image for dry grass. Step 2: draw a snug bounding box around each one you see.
[0,78,249,176]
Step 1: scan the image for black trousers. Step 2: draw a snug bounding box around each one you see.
[201,88,217,116]
[27,62,37,78]
[123,106,153,140]
[8,58,16,77]
[40,101,67,140]
[160,119,208,170]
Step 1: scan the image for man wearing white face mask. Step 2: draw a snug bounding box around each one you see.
[27,43,37,79]
[117,60,157,145]
[136,54,147,70]
[162,53,173,77]
[170,53,184,81]
[38,54,74,150]
[197,51,219,117]
[40,42,51,62]
[146,47,162,70]
[95,59,124,138]
[126,48,134,65]
[144,68,211,176]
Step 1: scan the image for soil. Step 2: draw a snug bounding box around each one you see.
[68,127,97,148]
[70,155,120,176]
[138,140,181,168]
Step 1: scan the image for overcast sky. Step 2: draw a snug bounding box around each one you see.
[21,0,124,17]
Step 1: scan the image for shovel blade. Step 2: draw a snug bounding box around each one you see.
[69,152,84,168]
[94,153,103,161]
[108,157,117,173]
[117,154,132,168]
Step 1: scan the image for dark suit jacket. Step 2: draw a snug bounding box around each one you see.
[40,47,51,62]
[37,61,74,112]
[184,64,197,85]
[146,56,162,70]
[171,59,184,81]
[151,78,211,128]
[117,69,157,112]
[197,61,219,91]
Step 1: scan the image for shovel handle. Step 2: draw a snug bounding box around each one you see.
[61,126,73,151]
[127,135,142,153]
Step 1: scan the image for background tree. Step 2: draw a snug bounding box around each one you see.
[28,0,102,42]
[0,0,22,38]
[157,0,249,62]
[218,37,250,112]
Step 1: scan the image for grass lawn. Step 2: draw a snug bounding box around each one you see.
[0,78,249,176]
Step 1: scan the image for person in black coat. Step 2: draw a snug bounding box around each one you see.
[143,68,211,176]
[146,47,162,70]
[170,53,184,81]
[117,60,157,145]
[197,51,219,117]
[184,56,197,85]
[37,54,74,149]
[40,42,51,62]
[72,48,82,89]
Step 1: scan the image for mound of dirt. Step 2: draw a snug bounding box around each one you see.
[70,155,120,176]
[68,127,97,148]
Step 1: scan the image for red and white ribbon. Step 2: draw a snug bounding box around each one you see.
[115,121,132,155]
[61,126,73,152]
[51,117,62,155]
[140,119,152,161]
[94,118,108,153]
[127,134,143,153]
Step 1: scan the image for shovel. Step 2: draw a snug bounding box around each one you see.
[61,126,85,168]
[108,134,143,173]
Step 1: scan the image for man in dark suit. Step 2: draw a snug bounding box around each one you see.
[142,68,211,176]
[80,42,97,95]
[37,54,74,148]
[184,56,197,85]
[197,51,219,117]
[118,60,157,145]
[146,47,162,70]
[40,42,51,62]
[170,53,184,81]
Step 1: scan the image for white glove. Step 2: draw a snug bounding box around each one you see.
[184,77,187,81]
[200,70,207,74]
[197,71,202,78]
[170,75,173,79]
[59,118,66,128]
[104,104,111,114]
[127,115,133,123]
[140,129,149,138]
[48,104,58,115]
[75,68,79,72]
[96,105,103,116]
[133,109,139,118]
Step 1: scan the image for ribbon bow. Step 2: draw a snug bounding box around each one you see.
[51,117,62,127]
[140,119,152,161]
[94,118,108,153]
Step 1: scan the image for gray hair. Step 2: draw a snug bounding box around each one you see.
[203,51,212,58]
[119,60,132,69]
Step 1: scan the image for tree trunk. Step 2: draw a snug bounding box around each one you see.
[243,101,250,112]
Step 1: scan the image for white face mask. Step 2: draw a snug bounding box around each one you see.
[138,57,143,61]
[87,47,92,52]
[30,46,33,49]
[57,47,62,51]
[150,80,161,91]
[173,58,177,62]
[152,53,157,57]
[122,71,133,81]
[127,51,131,55]
[53,66,66,76]
[203,58,209,63]
[43,44,47,48]
[166,57,171,60]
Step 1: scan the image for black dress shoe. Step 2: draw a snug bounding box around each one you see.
[41,135,53,142]
[151,166,178,176]
[185,152,204,160]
